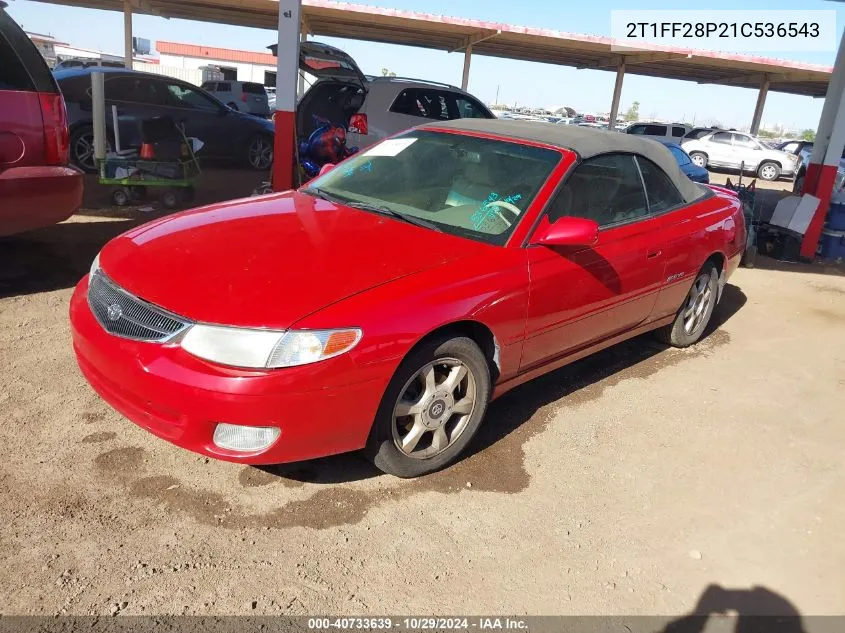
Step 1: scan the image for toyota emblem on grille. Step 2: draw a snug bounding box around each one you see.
[106,304,123,321]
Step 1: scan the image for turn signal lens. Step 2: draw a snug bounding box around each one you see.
[323,330,360,356]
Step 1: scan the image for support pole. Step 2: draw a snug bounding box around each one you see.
[608,61,625,130]
[91,72,106,172]
[800,29,845,259]
[461,45,472,92]
[273,0,302,192]
[297,24,307,98]
[750,76,769,136]
[123,0,132,69]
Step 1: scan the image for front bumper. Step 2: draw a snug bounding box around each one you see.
[69,277,389,464]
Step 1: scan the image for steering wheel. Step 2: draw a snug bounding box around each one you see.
[485,200,521,228]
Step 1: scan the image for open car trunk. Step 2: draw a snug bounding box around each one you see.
[296,80,364,139]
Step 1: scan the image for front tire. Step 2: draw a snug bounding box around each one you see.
[366,336,490,478]
[758,161,781,181]
[793,173,805,195]
[657,263,719,348]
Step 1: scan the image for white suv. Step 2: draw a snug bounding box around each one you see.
[625,121,690,142]
[681,130,800,181]
[201,80,270,118]
[296,42,494,150]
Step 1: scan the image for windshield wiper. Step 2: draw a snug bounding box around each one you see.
[346,202,443,233]
[301,186,348,205]
[302,187,442,233]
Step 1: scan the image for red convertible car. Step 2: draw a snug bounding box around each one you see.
[70,120,745,477]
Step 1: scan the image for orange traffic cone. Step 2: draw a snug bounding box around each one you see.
[139,142,155,159]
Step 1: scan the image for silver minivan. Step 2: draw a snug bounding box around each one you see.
[201,80,270,118]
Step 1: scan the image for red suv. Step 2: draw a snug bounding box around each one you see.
[0,2,82,236]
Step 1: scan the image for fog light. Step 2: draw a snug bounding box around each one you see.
[212,423,280,452]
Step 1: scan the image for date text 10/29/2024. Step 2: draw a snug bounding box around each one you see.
[307,617,528,630]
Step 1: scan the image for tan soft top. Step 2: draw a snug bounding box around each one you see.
[421,118,707,203]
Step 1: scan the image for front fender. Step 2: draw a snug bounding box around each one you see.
[293,248,530,383]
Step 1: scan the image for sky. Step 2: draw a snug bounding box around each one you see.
[7,0,845,131]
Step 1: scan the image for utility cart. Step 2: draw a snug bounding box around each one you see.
[97,117,201,209]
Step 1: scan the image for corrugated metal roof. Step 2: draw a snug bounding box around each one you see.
[156,41,276,65]
[30,0,833,97]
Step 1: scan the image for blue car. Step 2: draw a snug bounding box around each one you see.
[55,67,275,172]
[660,140,709,184]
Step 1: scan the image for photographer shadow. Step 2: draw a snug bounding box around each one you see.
[663,584,806,633]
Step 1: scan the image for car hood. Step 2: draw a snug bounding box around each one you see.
[99,191,482,329]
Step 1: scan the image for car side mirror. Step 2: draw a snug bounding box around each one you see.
[318,163,336,176]
[531,217,599,247]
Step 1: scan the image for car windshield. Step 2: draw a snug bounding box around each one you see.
[301,130,561,245]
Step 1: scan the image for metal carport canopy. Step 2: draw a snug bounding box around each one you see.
[35,0,832,97]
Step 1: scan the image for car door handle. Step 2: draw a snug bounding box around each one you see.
[647,250,662,259]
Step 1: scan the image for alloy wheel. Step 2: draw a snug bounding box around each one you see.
[392,358,477,460]
[760,164,778,180]
[73,132,96,171]
[248,137,273,170]
[682,272,713,335]
[690,154,706,168]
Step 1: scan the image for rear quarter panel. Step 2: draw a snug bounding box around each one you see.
[651,190,745,320]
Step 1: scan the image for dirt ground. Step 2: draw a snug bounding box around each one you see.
[1,207,844,619]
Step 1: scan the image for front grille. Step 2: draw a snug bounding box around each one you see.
[87,271,190,342]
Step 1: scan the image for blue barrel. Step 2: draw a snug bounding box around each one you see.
[828,201,845,231]
[817,229,845,261]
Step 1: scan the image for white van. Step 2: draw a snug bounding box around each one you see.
[625,121,690,142]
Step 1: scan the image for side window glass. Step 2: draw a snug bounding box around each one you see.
[627,125,646,135]
[0,32,35,91]
[454,95,490,119]
[732,134,757,149]
[672,126,686,137]
[105,77,161,104]
[165,82,220,110]
[637,156,684,213]
[390,89,427,118]
[552,154,648,227]
[710,132,732,145]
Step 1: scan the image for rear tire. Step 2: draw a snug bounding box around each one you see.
[365,336,490,478]
[793,173,805,195]
[70,125,107,173]
[656,263,719,348]
[246,134,273,171]
[689,152,707,168]
[161,190,180,209]
[111,187,130,207]
[758,161,781,181]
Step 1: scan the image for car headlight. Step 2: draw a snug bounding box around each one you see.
[90,253,100,277]
[180,325,362,368]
